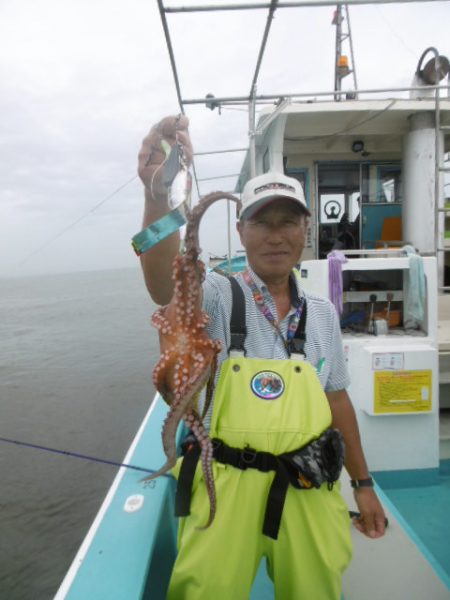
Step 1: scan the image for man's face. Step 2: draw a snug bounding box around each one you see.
[237,199,308,282]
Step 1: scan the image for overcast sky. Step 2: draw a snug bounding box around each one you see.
[1,0,449,277]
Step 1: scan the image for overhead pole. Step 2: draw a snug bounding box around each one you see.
[248,0,279,178]
[157,0,184,114]
[157,0,206,199]
[164,0,444,13]
[181,82,450,106]
[333,3,358,101]
[248,84,258,179]
[333,4,344,100]
[345,4,358,95]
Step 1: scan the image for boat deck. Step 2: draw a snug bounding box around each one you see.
[438,296,450,409]
[441,410,450,459]
[56,396,450,600]
[249,465,450,600]
[377,460,450,583]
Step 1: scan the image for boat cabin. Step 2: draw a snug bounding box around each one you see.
[237,96,450,283]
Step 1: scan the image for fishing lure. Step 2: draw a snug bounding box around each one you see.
[163,140,192,211]
[131,118,192,255]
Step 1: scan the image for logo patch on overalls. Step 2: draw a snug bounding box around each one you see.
[251,371,284,400]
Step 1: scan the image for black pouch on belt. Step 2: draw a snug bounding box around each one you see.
[279,428,345,490]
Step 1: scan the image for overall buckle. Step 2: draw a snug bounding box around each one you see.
[238,446,258,469]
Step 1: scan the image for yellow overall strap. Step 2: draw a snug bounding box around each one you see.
[228,273,308,358]
[176,440,290,539]
[211,439,292,540]
[175,442,201,518]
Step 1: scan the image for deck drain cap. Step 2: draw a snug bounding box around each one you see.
[124,494,145,513]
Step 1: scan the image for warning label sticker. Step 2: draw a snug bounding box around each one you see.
[374,370,432,414]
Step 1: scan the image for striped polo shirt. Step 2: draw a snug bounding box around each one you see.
[200,266,350,427]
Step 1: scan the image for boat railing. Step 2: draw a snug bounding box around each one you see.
[339,248,413,258]
[182,83,450,108]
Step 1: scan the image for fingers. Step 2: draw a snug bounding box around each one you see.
[158,114,189,140]
[351,514,366,534]
[158,115,193,164]
[177,129,193,164]
[353,487,387,539]
[138,115,192,197]
[138,124,166,172]
[374,513,388,536]
[351,510,387,539]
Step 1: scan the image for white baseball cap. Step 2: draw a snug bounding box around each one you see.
[240,172,310,220]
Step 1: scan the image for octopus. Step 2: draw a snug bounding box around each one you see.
[142,190,240,529]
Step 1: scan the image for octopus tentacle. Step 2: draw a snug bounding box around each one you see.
[184,409,216,529]
[142,364,212,482]
[200,354,218,422]
[145,191,241,528]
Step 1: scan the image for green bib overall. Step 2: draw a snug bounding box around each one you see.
[167,356,352,600]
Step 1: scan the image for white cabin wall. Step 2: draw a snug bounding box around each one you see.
[257,116,318,262]
[402,112,444,255]
[255,114,287,174]
[285,154,317,261]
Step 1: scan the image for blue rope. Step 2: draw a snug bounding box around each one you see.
[0,436,175,479]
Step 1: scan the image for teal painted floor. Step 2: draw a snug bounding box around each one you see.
[376,460,450,580]
[251,460,450,599]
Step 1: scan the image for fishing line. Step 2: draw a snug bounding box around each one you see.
[0,435,175,479]
[18,173,139,267]
[374,4,418,59]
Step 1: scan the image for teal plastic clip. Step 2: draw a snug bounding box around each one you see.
[131,206,186,256]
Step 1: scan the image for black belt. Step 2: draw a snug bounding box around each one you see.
[175,429,344,540]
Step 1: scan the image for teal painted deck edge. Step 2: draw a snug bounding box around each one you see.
[441,459,450,476]
[62,398,177,600]
[372,466,440,488]
[372,479,450,591]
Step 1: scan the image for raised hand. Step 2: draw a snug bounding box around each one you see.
[138,115,192,204]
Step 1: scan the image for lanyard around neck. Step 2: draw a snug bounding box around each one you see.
[242,270,305,351]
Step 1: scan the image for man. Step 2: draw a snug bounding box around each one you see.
[138,115,386,599]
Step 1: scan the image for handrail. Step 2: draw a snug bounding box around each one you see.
[341,248,410,256]
[164,0,447,13]
[182,84,450,106]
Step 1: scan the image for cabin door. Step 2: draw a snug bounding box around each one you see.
[317,163,360,259]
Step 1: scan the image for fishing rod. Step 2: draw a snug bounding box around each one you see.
[0,435,175,479]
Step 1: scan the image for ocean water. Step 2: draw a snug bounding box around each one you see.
[0,268,160,599]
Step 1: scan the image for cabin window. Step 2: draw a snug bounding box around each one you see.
[377,165,402,203]
[313,162,403,256]
[316,163,360,258]
[360,163,403,249]
[361,163,402,204]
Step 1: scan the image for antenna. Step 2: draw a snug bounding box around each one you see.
[332,4,358,101]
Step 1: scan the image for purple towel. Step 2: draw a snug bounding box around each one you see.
[327,251,348,316]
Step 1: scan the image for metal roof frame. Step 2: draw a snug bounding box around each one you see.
[157,0,282,115]
[158,0,449,110]
[164,0,444,12]
[157,0,450,188]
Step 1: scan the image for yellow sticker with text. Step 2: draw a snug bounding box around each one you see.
[374,370,432,414]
